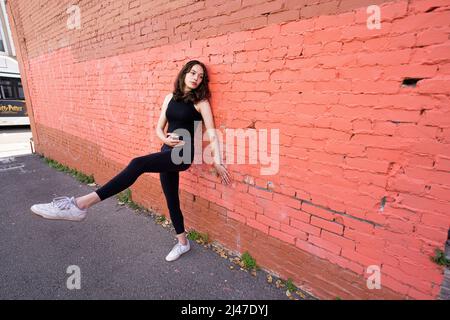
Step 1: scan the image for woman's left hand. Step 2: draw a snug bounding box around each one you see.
[214,163,232,185]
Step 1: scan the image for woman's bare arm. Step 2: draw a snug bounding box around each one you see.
[197,99,232,184]
[155,93,172,143]
[197,99,221,164]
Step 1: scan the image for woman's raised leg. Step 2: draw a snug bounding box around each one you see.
[94,148,190,202]
[31,147,191,221]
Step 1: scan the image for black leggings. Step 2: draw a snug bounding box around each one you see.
[94,144,192,235]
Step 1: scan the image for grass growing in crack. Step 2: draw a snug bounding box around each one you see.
[155,215,166,223]
[431,248,450,267]
[117,188,132,204]
[241,251,257,270]
[44,157,94,184]
[116,188,146,211]
[187,230,210,244]
[285,278,297,292]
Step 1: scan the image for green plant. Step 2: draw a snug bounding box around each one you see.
[187,230,209,244]
[285,278,297,292]
[116,188,145,211]
[129,201,143,210]
[431,248,450,267]
[44,157,94,184]
[187,230,200,241]
[241,251,257,270]
[117,188,132,204]
[156,215,166,223]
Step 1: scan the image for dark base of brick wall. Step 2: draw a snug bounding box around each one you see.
[439,240,450,300]
[183,199,404,299]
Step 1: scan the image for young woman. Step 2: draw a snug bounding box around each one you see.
[31,60,232,262]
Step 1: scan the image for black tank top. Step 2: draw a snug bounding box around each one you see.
[165,96,203,146]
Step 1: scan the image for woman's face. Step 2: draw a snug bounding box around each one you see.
[184,64,204,92]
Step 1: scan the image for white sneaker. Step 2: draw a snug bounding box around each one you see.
[30,196,87,222]
[165,241,190,262]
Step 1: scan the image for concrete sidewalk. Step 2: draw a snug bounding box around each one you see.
[0,153,306,300]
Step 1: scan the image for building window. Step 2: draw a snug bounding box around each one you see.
[0,78,22,99]
[18,81,24,99]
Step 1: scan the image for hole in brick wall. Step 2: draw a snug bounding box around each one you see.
[420,109,426,115]
[425,6,439,13]
[401,78,424,88]
[379,196,386,212]
[246,120,256,129]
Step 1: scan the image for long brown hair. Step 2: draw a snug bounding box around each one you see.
[172,60,211,104]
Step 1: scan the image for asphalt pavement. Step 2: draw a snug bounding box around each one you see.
[0,153,301,300]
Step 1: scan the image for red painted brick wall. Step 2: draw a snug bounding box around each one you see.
[8,0,450,299]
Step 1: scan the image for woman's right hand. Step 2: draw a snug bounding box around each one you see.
[164,133,185,147]
[213,162,232,185]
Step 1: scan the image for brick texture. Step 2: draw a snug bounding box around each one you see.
[7,0,450,299]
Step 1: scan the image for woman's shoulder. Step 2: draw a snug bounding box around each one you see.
[163,93,174,107]
[195,97,210,106]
